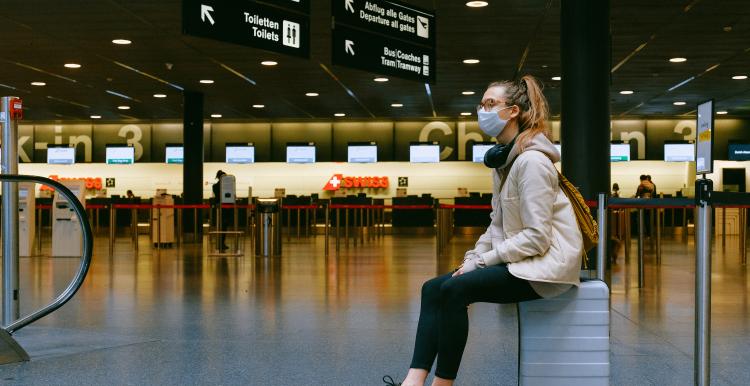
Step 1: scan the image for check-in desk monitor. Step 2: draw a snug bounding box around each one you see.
[226,143,255,164]
[348,142,377,163]
[410,142,440,163]
[106,144,135,164]
[287,142,316,163]
[19,183,36,257]
[165,144,184,164]
[610,143,630,162]
[728,142,750,161]
[47,145,75,165]
[52,180,85,257]
[471,142,495,163]
[664,141,695,162]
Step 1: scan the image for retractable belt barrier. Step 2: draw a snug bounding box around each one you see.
[280,204,320,241]
[691,183,750,386]
[107,203,256,253]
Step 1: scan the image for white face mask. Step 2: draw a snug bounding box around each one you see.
[477,106,512,137]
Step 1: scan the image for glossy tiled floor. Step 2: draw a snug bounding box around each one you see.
[0,229,748,385]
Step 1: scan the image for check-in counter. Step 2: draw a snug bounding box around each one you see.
[453,195,492,228]
[392,195,435,227]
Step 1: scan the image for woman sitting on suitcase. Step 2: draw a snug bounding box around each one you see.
[383,75,583,386]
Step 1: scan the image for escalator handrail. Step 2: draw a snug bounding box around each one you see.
[0,174,93,334]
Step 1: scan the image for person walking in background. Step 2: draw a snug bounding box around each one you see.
[612,183,620,198]
[383,75,583,386]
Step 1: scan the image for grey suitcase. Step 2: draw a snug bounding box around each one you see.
[517,279,610,386]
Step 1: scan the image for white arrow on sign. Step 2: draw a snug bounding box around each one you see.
[345,40,355,55]
[345,0,355,13]
[201,4,215,25]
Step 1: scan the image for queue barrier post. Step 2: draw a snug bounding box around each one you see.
[596,194,607,282]
[694,179,713,386]
[656,208,662,264]
[722,207,726,250]
[325,203,330,257]
[741,208,747,265]
[637,208,645,288]
[108,204,115,256]
[335,208,340,252]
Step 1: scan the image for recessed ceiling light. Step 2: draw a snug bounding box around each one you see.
[732,75,748,80]
[90,115,101,119]
[673,101,686,106]
[334,113,346,117]
[211,114,222,118]
[391,103,404,107]
[466,1,489,7]
[112,39,132,45]
[252,104,265,109]
[64,63,81,69]
[462,91,475,95]
[717,111,728,115]
[669,57,687,63]
[261,61,278,66]
[551,76,561,81]
[117,105,130,110]
[305,92,319,97]
[153,94,167,98]
[199,79,214,84]
[374,77,389,82]
[460,112,472,116]
[619,90,634,95]
[462,59,480,64]
[30,81,46,86]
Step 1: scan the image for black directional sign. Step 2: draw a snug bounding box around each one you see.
[183,0,310,58]
[255,0,310,14]
[332,0,436,82]
[333,0,435,46]
[333,24,435,83]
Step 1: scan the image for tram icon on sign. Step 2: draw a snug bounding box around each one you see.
[283,20,300,48]
[417,16,429,38]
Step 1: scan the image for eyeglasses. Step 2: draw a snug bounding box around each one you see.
[476,99,511,112]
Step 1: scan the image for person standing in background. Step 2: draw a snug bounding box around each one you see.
[635,175,654,198]
[646,175,657,197]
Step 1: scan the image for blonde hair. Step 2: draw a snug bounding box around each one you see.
[487,75,550,150]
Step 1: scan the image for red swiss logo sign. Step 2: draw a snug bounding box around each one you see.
[323,174,389,191]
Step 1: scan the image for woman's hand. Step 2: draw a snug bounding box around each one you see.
[452,267,464,277]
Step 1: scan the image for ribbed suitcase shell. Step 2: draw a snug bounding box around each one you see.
[517,280,610,386]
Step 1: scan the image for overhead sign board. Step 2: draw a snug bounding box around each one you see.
[332,0,435,46]
[696,100,714,175]
[333,25,435,83]
[332,0,436,82]
[254,0,310,14]
[182,0,310,58]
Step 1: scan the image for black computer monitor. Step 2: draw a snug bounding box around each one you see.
[347,142,377,163]
[287,142,316,163]
[165,143,184,164]
[47,144,75,165]
[225,143,255,164]
[105,144,135,164]
[409,142,440,163]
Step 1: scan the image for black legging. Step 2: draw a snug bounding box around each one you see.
[409,264,540,380]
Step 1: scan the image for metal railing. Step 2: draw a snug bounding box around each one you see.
[0,174,93,334]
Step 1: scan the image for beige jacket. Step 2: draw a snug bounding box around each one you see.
[465,134,583,297]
